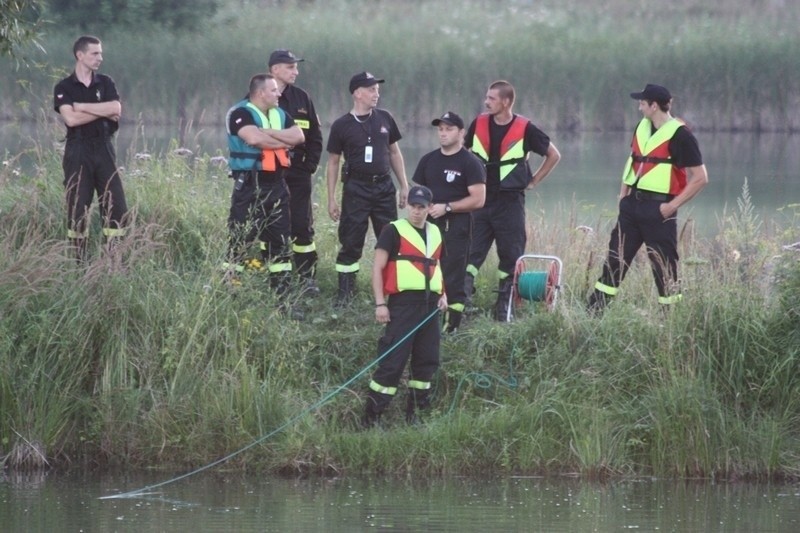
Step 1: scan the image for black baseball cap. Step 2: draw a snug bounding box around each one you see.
[407,185,433,207]
[269,49,304,67]
[431,111,464,129]
[349,71,385,93]
[630,83,672,103]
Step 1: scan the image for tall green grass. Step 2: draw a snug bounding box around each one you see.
[1,141,799,479]
[2,0,799,132]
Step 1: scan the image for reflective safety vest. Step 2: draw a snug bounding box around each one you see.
[622,117,687,195]
[382,219,444,295]
[472,113,530,190]
[227,100,291,172]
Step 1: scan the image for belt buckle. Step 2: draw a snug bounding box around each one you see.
[634,190,643,200]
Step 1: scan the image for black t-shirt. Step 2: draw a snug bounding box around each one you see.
[326,108,402,176]
[228,105,297,136]
[279,84,323,172]
[412,147,486,204]
[465,114,551,192]
[666,126,703,168]
[53,71,120,138]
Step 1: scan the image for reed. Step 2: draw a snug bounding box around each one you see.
[0,137,799,480]
[1,0,799,132]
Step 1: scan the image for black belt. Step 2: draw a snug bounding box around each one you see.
[233,170,283,183]
[633,189,673,202]
[348,172,390,183]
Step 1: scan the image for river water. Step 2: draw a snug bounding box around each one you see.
[2,471,799,532]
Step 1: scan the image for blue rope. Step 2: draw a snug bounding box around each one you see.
[446,340,521,413]
[100,308,440,500]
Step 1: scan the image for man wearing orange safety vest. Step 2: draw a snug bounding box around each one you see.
[224,73,305,296]
[465,80,561,321]
[588,84,709,313]
[363,185,448,428]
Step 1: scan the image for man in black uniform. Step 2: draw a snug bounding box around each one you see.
[225,74,305,296]
[364,185,448,428]
[588,83,708,313]
[54,35,127,263]
[269,49,324,293]
[326,71,410,307]
[412,112,486,333]
[465,80,561,321]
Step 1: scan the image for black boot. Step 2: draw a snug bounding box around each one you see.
[494,278,514,322]
[335,272,356,308]
[406,388,431,425]
[443,309,463,334]
[463,274,476,314]
[587,289,611,316]
[70,238,88,265]
[362,389,392,429]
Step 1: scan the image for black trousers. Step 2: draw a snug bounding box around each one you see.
[62,137,128,237]
[285,167,317,277]
[597,195,679,298]
[432,212,472,308]
[371,295,441,389]
[227,172,291,266]
[335,177,397,270]
[468,190,526,278]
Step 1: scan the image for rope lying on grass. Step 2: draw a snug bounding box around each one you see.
[99,308,440,501]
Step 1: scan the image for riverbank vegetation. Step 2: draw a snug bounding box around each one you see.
[1,0,799,132]
[1,144,799,480]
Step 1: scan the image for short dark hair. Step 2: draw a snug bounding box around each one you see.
[249,73,275,97]
[73,35,101,59]
[489,80,515,106]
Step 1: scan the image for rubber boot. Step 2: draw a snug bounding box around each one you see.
[406,388,431,425]
[362,389,392,429]
[494,278,514,322]
[463,274,476,314]
[443,309,463,334]
[587,289,611,316]
[335,272,356,308]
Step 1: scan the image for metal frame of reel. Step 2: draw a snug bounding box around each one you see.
[504,254,563,322]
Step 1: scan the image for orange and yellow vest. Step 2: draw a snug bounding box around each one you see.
[228,100,290,172]
[622,117,687,195]
[382,219,444,295]
[471,113,530,190]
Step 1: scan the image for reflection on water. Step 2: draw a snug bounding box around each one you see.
[3,121,798,237]
[2,472,799,532]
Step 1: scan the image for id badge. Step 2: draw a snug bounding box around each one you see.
[364,145,373,163]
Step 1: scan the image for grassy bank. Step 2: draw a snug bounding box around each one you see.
[2,0,799,132]
[1,144,799,480]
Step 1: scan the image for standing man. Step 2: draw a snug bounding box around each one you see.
[224,73,304,295]
[412,111,486,333]
[54,35,127,263]
[364,185,448,428]
[326,71,410,307]
[588,84,708,313]
[269,49,324,293]
[465,80,561,321]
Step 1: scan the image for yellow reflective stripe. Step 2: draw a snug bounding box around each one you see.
[498,270,510,280]
[594,281,618,296]
[221,262,246,273]
[336,263,360,273]
[369,380,397,395]
[449,302,465,312]
[268,262,292,273]
[293,242,316,254]
[407,380,430,390]
[67,229,86,239]
[466,264,479,278]
[295,119,310,129]
[102,227,126,238]
[658,293,683,305]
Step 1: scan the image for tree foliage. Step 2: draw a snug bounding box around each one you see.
[0,0,44,58]
[44,0,219,32]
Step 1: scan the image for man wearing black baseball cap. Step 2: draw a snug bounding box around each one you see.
[588,83,709,314]
[364,184,448,428]
[326,71,409,307]
[412,111,486,333]
[268,49,324,295]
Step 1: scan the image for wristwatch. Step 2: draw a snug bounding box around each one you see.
[444,203,452,213]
